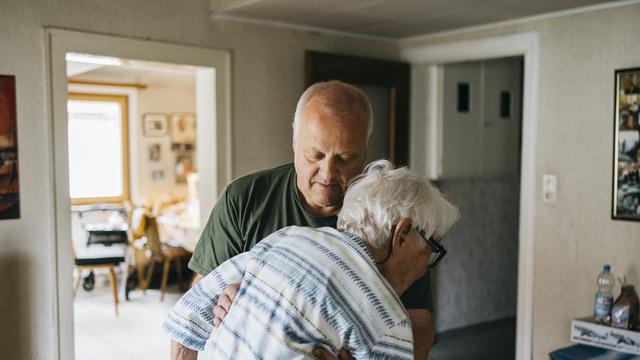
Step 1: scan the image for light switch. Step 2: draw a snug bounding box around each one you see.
[542,175,557,203]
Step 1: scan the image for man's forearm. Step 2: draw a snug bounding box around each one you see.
[169,273,204,360]
[171,340,197,360]
[408,309,434,360]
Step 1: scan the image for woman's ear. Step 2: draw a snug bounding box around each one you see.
[391,218,413,251]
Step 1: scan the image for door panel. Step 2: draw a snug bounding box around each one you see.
[357,84,391,164]
[441,56,523,178]
[483,57,522,176]
[305,51,410,166]
[442,62,483,177]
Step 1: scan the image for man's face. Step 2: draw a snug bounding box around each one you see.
[293,96,368,216]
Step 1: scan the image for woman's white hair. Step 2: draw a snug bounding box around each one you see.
[293,80,373,140]
[337,160,459,251]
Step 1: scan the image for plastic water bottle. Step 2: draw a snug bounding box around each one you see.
[594,264,615,324]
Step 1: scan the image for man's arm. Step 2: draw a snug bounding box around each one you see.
[408,309,434,360]
[170,274,204,360]
[171,339,197,360]
[164,255,248,359]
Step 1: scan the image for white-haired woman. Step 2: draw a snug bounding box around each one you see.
[164,160,459,360]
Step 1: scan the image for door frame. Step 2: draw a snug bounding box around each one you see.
[401,31,539,360]
[45,29,232,360]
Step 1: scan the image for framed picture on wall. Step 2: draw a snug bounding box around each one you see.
[148,143,161,162]
[151,169,165,182]
[0,75,20,220]
[174,152,194,184]
[612,67,640,221]
[143,113,168,137]
[170,113,196,144]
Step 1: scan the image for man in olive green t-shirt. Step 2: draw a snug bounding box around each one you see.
[173,81,435,360]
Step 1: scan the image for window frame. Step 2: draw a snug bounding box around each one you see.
[67,92,130,205]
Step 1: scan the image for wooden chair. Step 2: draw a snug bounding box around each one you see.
[128,207,148,290]
[141,214,191,301]
[74,241,127,316]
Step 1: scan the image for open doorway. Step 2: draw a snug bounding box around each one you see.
[66,54,204,359]
[47,29,232,360]
[402,32,540,360]
[429,55,523,360]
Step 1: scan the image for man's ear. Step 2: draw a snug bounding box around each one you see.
[391,218,413,252]
[292,129,296,151]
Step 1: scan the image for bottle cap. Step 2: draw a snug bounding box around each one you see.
[604,264,611,272]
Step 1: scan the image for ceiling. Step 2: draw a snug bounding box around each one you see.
[209,0,621,38]
[67,54,196,85]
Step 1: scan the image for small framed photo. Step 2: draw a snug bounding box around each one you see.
[170,113,196,144]
[148,143,161,162]
[143,113,168,137]
[612,67,640,221]
[151,169,165,182]
[175,152,194,184]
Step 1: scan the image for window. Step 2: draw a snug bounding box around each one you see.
[67,93,129,204]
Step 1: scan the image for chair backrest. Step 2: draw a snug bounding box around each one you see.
[130,207,147,241]
[144,214,162,254]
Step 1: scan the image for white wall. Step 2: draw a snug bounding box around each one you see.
[136,73,196,201]
[401,3,640,358]
[0,1,398,358]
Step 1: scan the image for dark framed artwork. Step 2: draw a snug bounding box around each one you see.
[612,67,640,220]
[0,75,20,220]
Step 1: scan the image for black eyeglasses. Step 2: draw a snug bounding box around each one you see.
[375,227,447,267]
[418,229,447,268]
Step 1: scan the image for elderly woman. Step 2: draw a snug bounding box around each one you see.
[163,160,459,359]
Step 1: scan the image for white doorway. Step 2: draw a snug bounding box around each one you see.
[46,29,232,360]
[401,32,540,360]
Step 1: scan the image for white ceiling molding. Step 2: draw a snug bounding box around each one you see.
[207,0,639,39]
[400,0,640,44]
[208,13,397,42]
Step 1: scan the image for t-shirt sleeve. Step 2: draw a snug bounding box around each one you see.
[368,319,414,359]
[400,271,433,312]
[188,187,244,276]
[163,253,249,351]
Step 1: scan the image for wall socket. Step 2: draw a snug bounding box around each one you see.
[542,175,557,203]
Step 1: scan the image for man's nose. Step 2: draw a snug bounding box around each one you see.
[318,157,338,182]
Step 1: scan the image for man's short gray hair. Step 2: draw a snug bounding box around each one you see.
[337,160,459,251]
[293,80,373,140]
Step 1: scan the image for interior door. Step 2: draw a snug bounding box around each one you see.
[305,51,410,166]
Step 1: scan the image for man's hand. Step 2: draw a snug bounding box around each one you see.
[408,309,434,360]
[213,283,240,327]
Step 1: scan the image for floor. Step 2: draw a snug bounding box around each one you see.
[430,317,517,360]
[74,271,516,360]
[74,269,182,360]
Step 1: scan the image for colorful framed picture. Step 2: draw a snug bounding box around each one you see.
[143,113,168,137]
[0,75,20,220]
[170,113,196,144]
[612,67,640,220]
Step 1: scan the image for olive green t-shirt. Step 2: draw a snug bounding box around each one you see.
[188,163,432,311]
